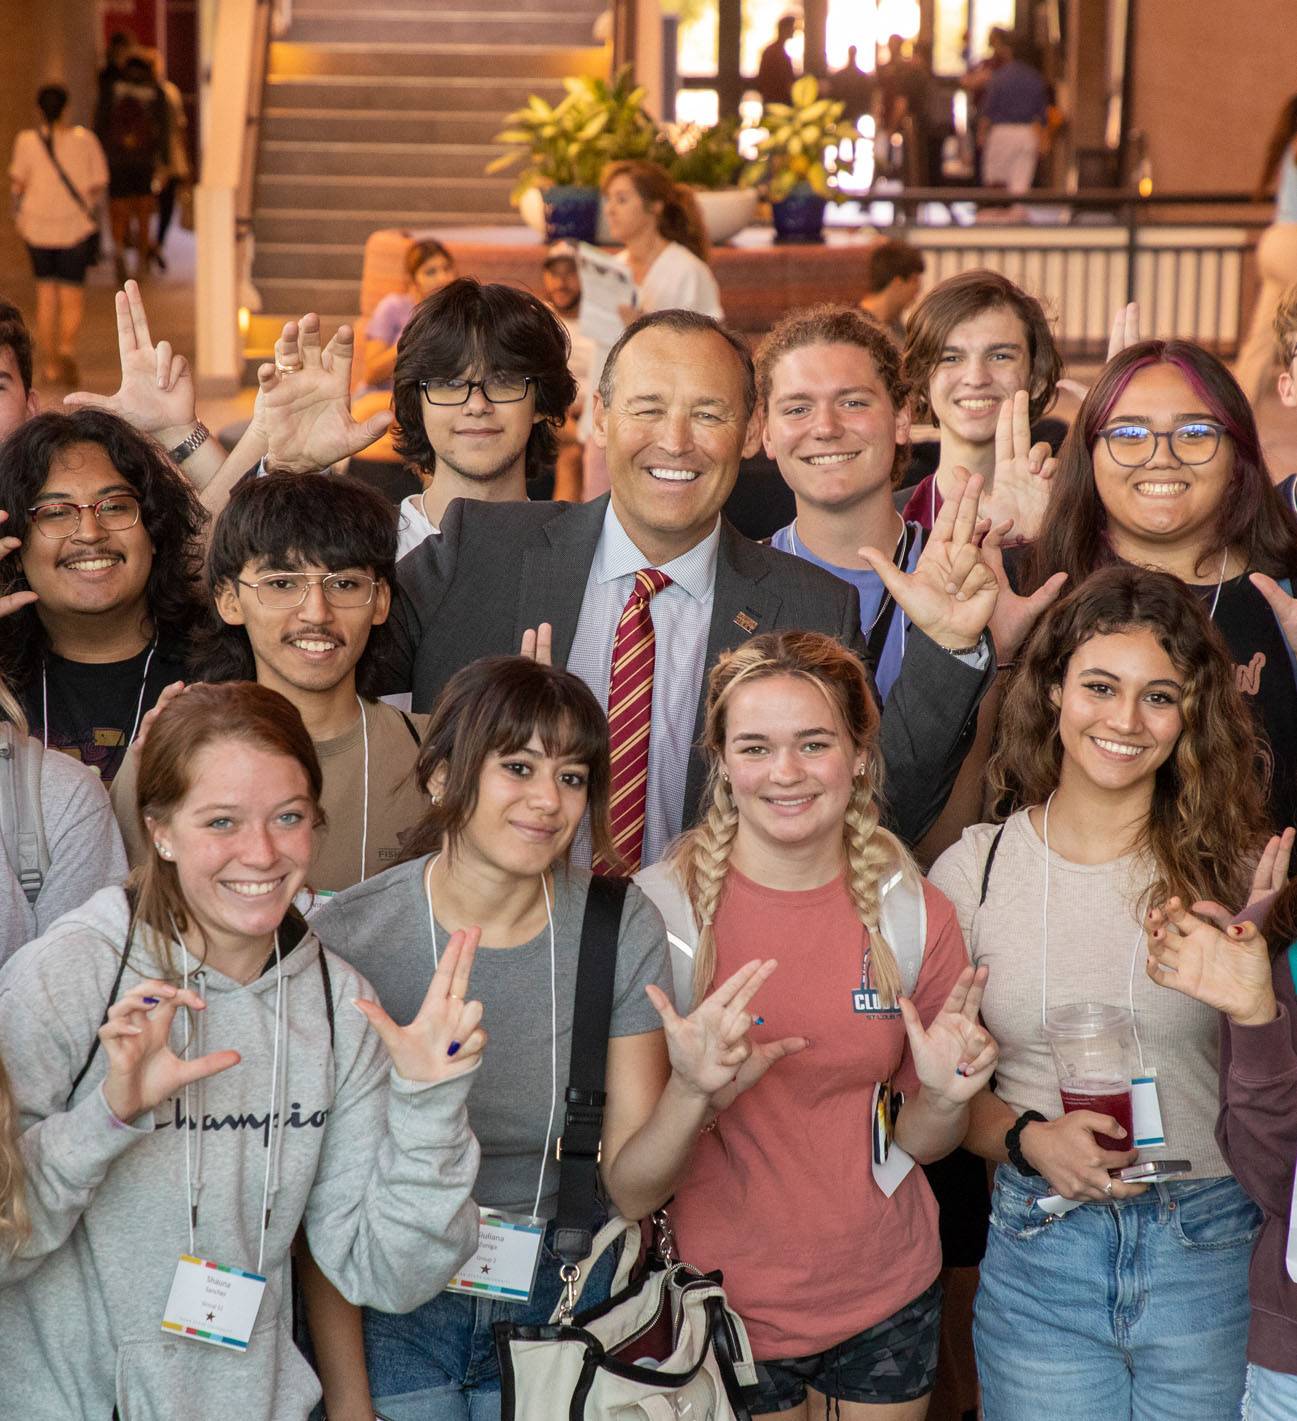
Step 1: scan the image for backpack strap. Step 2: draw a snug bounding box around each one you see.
[1,725,49,907]
[398,711,421,747]
[318,948,336,1051]
[877,865,927,998]
[551,874,629,1266]
[978,824,1007,907]
[38,130,94,220]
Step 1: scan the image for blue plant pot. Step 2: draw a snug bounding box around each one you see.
[772,187,828,243]
[542,185,601,243]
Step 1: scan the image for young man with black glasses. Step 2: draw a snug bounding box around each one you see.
[109,471,428,895]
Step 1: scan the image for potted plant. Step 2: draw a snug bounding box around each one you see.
[489,68,655,242]
[740,75,858,242]
[651,117,757,243]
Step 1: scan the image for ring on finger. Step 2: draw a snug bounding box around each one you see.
[274,359,301,376]
[1103,1179,1114,1197]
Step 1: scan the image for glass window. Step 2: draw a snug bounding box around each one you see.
[676,89,721,126]
[676,0,719,79]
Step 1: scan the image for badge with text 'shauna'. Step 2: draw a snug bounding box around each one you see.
[162,1255,268,1351]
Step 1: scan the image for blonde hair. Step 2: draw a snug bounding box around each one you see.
[669,631,912,1007]
[0,1055,29,1255]
[0,676,26,735]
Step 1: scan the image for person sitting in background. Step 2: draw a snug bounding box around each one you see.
[541,240,591,504]
[858,239,926,345]
[110,471,427,896]
[0,409,205,784]
[358,238,457,395]
[584,158,724,498]
[900,268,1062,535]
[8,84,108,388]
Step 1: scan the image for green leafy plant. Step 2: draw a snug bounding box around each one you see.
[739,75,858,202]
[651,118,745,190]
[488,67,656,203]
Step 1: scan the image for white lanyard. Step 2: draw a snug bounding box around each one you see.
[425,855,558,1221]
[1039,793,1154,1072]
[1205,548,1228,623]
[789,516,910,655]
[41,639,156,750]
[176,924,283,1273]
[357,696,370,883]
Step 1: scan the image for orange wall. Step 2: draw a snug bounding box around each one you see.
[1130,0,1297,193]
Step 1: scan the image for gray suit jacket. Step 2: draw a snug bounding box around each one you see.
[384,495,992,846]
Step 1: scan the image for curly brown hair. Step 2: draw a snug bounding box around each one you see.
[989,565,1269,911]
[1274,281,1297,367]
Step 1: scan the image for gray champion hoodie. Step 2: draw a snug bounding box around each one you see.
[0,886,481,1420]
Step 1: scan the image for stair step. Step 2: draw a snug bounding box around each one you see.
[285,12,599,45]
[253,278,364,317]
[254,173,515,214]
[254,243,367,280]
[262,107,507,144]
[259,139,502,180]
[262,73,571,112]
[252,208,522,246]
[283,0,607,15]
[268,40,605,80]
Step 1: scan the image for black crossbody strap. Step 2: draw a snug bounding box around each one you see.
[978,824,1007,906]
[552,874,629,1265]
[39,130,93,219]
[67,909,137,1104]
[864,523,923,672]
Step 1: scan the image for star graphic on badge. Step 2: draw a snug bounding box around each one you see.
[480,1264,491,1275]
[206,1311,216,1323]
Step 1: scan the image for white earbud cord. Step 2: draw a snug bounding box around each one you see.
[41,639,156,751]
[357,695,370,883]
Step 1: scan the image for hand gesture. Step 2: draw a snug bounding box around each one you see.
[645,958,775,1100]
[99,980,241,1123]
[860,470,997,651]
[1107,301,1141,361]
[353,927,486,1083]
[705,1032,810,1114]
[257,313,393,474]
[0,511,37,619]
[1017,1110,1145,1202]
[982,520,1067,660]
[131,679,187,748]
[981,390,1056,542]
[1247,828,1295,906]
[519,623,553,665]
[64,281,197,445]
[1250,573,1297,653]
[1146,896,1278,1028]
[899,964,998,1106]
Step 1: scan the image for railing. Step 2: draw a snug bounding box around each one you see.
[195,0,272,395]
[863,187,1270,362]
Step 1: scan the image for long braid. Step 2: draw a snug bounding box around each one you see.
[670,772,739,1008]
[842,776,903,1006]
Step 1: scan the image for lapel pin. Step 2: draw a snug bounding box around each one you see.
[733,610,758,633]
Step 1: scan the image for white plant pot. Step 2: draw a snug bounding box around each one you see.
[519,184,758,246]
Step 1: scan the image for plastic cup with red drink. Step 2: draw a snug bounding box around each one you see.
[1044,1003,1136,1153]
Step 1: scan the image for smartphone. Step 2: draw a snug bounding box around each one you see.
[1109,1159,1192,1183]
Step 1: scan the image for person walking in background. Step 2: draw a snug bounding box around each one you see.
[94,49,168,284]
[141,48,189,272]
[755,15,799,106]
[8,85,107,387]
[1235,95,1297,404]
[830,45,873,125]
[977,30,1048,196]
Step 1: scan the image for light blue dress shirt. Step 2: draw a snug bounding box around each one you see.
[566,502,720,868]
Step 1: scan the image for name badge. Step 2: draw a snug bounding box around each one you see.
[162,1255,267,1351]
[1131,1072,1167,1150]
[444,1209,544,1303]
[870,1081,915,1197]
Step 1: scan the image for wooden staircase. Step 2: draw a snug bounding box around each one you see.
[248,0,609,332]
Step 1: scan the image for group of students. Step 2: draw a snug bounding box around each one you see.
[0,247,1295,1421]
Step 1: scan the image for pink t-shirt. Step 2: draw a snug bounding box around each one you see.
[668,867,969,1360]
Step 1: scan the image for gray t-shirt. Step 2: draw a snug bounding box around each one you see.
[313,857,672,1216]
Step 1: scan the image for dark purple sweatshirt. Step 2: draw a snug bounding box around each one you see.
[1215,948,1297,1373]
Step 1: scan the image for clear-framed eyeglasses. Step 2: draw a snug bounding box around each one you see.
[1096,420,1227,468]
[419,375,535,406]
[236,572,378,608]
[27,494,142,540]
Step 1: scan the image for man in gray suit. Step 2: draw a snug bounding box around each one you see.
[381,309,997,856]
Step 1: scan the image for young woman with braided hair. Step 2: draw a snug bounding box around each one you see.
[636,630,998,1421]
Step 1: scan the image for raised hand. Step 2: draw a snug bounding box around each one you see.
[898,964,998,1106]
[982,389,1056,541]
[1146,896,1278,1028]
[519,623,553,666]
[705,1032,810,1114]
[860,470,997,651]
[1250,573,1297,653]
[353,927,486,1083]
[257,313,393,475]
[1107,301,1141,362]
[0,510,38,619]
[982,520,1067,660]
[1248,828,1295,906]
[64,281,198,446]
[99,980,241,1123]
[644,957,776,1100]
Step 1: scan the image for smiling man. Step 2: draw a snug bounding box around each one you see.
[382,309,998,868]
[109,472,428,892]
[0,409,205,783]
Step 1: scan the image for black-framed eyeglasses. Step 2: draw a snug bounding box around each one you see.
[1096,420,1227,468]
[236,572,378,608]
[419,375,535,407]
[26,494,142,541]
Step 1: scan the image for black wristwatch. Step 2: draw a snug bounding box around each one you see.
[1005,1110,1046,1176]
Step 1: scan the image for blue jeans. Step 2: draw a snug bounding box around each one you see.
[367,1220,618,1421]
[1242,1363,1297,1419]
[974,1166,1260,1421]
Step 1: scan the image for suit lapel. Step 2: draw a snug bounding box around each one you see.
[515,496,609,668]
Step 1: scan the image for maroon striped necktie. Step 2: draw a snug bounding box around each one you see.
[593,567,673,876]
